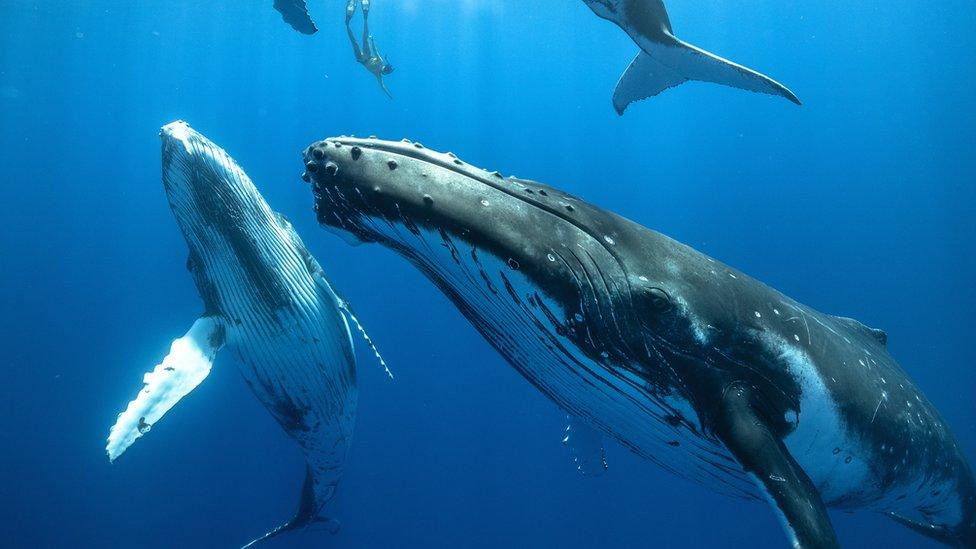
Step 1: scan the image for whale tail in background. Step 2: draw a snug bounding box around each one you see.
[240,465,341,548]
[613,36,800,114]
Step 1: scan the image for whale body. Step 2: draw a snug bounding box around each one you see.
[301,136,975,548]
[106,121,382,547]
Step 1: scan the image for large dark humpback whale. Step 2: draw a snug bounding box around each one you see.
[581,0,800,113]
[106,122,384,547]
[300,136,975,548]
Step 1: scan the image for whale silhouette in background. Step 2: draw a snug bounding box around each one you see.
[106,121,386,547]
[581,0,800,113]
[301,135,975,548]
[274,0,317,34]
[270,0,800,114]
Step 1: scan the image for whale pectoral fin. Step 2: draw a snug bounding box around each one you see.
[612,51,688,114]
[339,301,393,379]
[105,317,226,462]
[615,36,800,114]
[313,272,393,379]
[273,0,318,35]
[714,383,839,549]
[562,414,608,477]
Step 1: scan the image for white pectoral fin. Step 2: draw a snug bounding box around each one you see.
[562,414,608,477]
[106,317,226,461]
[613,51,688,114]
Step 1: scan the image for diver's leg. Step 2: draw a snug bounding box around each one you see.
[345,4,364,62]
[361,11,371,59]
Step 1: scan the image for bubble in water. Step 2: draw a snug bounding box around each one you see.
[547,253,556,262]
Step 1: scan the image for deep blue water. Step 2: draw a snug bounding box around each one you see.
[1,1,974,547]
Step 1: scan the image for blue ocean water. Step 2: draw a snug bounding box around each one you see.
[1,1,974,547]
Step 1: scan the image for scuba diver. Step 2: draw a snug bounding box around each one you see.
[345,0,394,98]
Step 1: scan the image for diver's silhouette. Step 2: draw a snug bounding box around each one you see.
[346,0,394,98]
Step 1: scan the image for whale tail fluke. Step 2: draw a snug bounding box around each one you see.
[240,465,340,548]
[613,37,800,114]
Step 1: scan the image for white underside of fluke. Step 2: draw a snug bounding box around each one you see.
[613,34,800,113]
[106,316,224,462]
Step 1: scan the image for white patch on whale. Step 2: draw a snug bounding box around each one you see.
[761,332,871,504]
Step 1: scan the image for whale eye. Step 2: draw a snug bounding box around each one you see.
[646,287,673,313]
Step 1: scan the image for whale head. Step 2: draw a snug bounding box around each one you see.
[161,121,305,315]
[301,137,725,401]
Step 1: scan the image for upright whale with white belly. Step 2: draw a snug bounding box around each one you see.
[106,121,386,547]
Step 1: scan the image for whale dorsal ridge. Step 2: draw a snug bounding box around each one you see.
[834,316,888,346]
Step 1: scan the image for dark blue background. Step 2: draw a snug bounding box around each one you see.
[1,1,973,547]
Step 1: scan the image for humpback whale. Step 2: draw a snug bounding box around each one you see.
[106,121,383,547]
[301,136,975,548]
[581,0,800,113]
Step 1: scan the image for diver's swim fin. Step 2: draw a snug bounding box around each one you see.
[105,317,225,461]
[613,37,800,114]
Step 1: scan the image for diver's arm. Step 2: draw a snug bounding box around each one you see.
[375,74,393,99]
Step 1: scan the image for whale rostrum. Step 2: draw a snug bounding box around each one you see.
[302,135,976,548]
